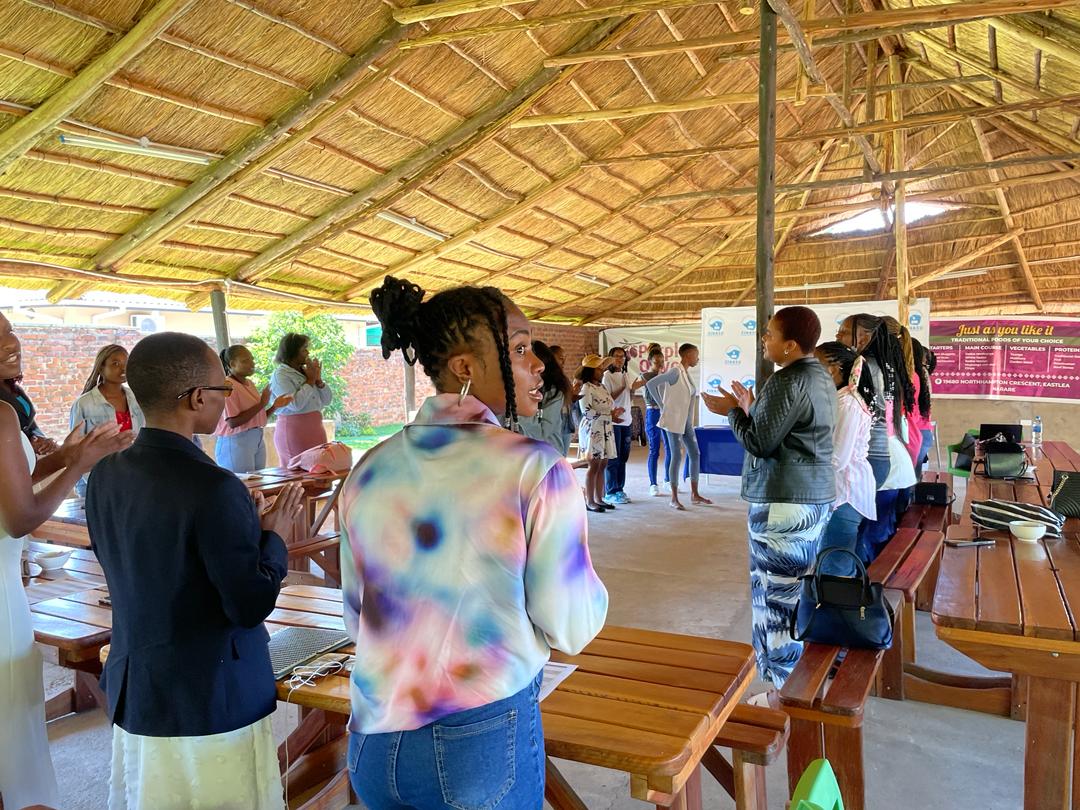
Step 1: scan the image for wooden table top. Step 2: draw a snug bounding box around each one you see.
[933,440,1080,642]
[270,587,755,798]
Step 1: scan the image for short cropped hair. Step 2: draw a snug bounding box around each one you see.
[127,332,216,414]
[608,346,625,356]
[773,306,821,354]
[275,332,309,366]
[678,343,697,356]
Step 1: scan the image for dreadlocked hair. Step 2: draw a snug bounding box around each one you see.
[911,338,932,418]
[370,276,519,429]
[816,341,877,412]
[882,316,916,379]
[851,313,914,431]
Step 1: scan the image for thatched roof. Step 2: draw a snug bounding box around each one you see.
[0,0,1078,322]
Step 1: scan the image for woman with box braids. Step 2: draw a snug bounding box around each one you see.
[340,276,609,810]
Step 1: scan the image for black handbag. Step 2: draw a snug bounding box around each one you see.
[1050,471,1080,519]
[954,433,977,471]
[913,481,950,506]
[790,548,895,650]
[980,439,1029,480]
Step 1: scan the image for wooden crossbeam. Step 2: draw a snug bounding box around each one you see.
[0,0,195,175]
[539,0,1080,67]
[993,15,1080,72]
[889,54,909,321]
[92,24,410,271]
[646,150,1080,204]
[971,119,1045,310]
[908,230,1023,290]
[233,17,639,286]
[585,91,1080,165]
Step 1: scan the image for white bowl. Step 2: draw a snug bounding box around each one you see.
[1009,520,1047,542]
[33,549,71,571]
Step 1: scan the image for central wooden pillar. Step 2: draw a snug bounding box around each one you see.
[756,1,778,388]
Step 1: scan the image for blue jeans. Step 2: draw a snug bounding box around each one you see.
[645,408,672,486]
[858,488,900,564]
[214,427,267,473]
[819,503,863,576]
[664,421,700,486]
[605,424,632,496]
[348,672,545,810]
[915,428,934,480]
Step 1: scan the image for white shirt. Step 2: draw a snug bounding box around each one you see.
[602,369,632,427]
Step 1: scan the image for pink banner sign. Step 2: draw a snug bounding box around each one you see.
[930,317,1080,402]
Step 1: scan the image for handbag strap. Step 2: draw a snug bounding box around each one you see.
[1051,472,1071,505]
[811,547,873,601]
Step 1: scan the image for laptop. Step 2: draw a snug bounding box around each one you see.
[979,423,1023,443]
[268,626,351,680]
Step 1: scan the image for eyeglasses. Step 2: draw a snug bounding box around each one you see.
[176,384,233,400]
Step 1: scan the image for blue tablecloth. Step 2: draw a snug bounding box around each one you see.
[696,426,745,476]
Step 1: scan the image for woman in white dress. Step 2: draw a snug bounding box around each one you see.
[0,313,132,809]
[577,354,623,514]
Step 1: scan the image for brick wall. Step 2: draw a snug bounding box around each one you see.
[11,321,600,435]
[14,325,145,439]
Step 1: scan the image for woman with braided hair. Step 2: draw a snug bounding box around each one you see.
[338,277,609,810]
[837,314,916,561]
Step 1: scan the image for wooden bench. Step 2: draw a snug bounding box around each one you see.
[703,704,789,810]
[780,590,903,810]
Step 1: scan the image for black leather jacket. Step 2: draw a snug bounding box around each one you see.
[729,357,837,505]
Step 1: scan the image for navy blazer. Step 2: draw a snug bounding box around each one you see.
[87,428,288,737]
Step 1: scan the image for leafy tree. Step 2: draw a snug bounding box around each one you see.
[244,311,354,419]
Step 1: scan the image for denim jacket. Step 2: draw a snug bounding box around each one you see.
[728,357,836,505]
[70,386,145,436]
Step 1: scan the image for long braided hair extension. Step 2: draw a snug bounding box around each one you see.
[370,276,519,429]
[851,313,915,431]
[911,338,932,418]
[816,341,876,412]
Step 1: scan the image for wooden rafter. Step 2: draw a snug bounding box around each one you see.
[231,16,643,286]
[889,54,909,320]
[0,0,196,175]
[541,0,1080,67]
[971,119,1045,310]
[909,230,1023,289]
[92,25,410,271]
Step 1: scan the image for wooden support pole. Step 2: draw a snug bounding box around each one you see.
[93,24,410,271]
[890,55,909,323]
[0,0,196,175]
[757,0,778,387]
[993,15,1080,72]
[971,119,1045,310]
[908,230,1023,289]
[210,287,230,351]
[645,149,1080,203]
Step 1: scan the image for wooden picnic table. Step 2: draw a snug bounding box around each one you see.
[932,439,1080,809]
[267,586,756,809]
[36,582,755,810]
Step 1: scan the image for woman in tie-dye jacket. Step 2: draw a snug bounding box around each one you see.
[339,277,609,810]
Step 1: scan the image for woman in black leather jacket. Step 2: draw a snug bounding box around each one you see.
[704,306,835,691]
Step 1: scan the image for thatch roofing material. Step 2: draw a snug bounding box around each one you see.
[0,0,1078,320]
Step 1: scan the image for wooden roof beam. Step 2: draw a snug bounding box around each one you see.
[92,26,409,271]
[971,119,1045,310]
[232,16,639,287]
[908,230,1023,290]
[0,0,196,175]
[646,148,1080,203]
[541,0,1080,67]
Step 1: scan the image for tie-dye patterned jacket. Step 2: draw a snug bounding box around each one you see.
[339,394,609,734]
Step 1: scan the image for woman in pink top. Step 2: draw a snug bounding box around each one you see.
[814,342,877,576]
[214,346,292,474]
[911,338,935,479]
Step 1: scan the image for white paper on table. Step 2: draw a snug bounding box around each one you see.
[539,661,577,702]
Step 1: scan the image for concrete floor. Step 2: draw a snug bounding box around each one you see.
[42,447,1024,809]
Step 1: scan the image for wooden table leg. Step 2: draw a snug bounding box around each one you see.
[732,751,767,810]
[545,758,587,810]
[73,669,105,712]
[824,724,865,810]
[786,718,824,796]
[663,766,702,810]
[1024,676,1074,810]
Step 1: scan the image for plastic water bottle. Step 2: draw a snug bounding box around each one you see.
[1032,416,1043,447]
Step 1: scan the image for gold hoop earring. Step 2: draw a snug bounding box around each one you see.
[458,377,472,405]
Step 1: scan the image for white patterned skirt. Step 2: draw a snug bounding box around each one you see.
[109,715,283,810]
[579,415,616,460]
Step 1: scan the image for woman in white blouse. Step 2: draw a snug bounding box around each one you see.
[814,342,877,576]
[269,332,332,465]
[577,354,623,513]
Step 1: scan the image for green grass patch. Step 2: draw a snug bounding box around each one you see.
[339,423,403,451]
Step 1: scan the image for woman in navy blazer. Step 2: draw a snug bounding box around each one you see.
[87,332,303,810]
